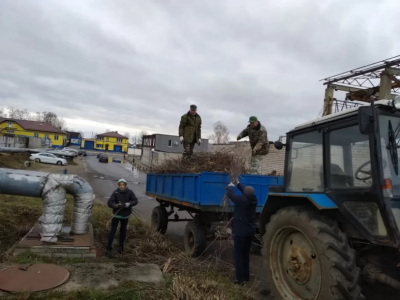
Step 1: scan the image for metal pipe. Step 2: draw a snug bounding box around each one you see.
[0,168,95,243]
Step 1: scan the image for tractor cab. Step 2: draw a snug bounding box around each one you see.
[261,97,400,300]
[274,98,400,247]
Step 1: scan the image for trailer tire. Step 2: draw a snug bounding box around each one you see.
[151,206,168,234]
[262,206,361,300]
[184,216,206,257]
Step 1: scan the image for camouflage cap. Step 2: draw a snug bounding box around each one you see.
[249,116,258,123]
[190,104,197,111]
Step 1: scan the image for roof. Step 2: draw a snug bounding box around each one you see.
[67,131,81,138]
[97,131,128,139]
[0,117,66,134]
[293,99,393,130]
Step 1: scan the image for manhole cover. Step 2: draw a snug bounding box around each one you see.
[0,264,70,292]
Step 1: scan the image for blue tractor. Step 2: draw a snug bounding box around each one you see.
[259,98,400,299]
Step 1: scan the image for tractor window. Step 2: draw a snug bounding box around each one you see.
[330,125,371,188]
[287,131,323,192]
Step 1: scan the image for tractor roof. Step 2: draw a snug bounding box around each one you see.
[292,99,394,131]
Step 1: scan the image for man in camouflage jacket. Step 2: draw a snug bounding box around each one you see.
[237,116,269,156]
[179,104,202,157]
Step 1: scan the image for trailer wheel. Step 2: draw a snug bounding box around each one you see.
[262,206,361,300]
[184,216,206,257]
[150,206,168,234]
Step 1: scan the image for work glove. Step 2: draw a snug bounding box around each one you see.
[115,202,123,209]
[198,139,201,146]
[228,182,235,187]
[237,135,241,141]
[125,202,130,208]
[179,136,184,144]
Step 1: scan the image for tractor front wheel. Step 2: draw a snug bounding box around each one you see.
[262,206,361,300]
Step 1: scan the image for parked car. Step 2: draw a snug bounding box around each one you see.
[52,154,67,160]
[30,153,67,166]
[78,150,87,156]
[62,148,78,157]
[99,154,108,163]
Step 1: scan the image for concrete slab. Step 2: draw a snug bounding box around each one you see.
[13,223,97,258]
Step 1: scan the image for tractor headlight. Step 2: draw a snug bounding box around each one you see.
[392,95,400,110]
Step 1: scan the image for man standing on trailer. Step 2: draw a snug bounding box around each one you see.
[237,116,269,174]
[179,104,202,158]
[225,181,257,285]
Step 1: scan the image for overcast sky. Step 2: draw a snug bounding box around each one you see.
[0,0,399,141]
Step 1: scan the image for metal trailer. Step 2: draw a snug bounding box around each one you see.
[146,171,283,257]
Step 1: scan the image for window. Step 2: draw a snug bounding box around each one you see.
[106,138,109,142]
[117,138,122,142]
[287,131,323,192]
[96,144,103,148]
[54,135,59,140]
[45,134,49,139]
[168,140,172,147]
[34,133,39,138]
[8,122,12,128]
[329,125,371,188]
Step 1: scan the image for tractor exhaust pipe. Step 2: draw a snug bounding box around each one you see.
[0,168,95,243]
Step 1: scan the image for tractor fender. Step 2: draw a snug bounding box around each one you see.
[258,193,337,237]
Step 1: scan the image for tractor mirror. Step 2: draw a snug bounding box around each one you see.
[274,140,284,150]
[359,106,377,134]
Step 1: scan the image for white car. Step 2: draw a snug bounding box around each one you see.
[63,147,78,152]
[30,153,67,166]
[61,148,78,157]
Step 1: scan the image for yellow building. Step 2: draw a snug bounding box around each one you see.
[80,131,128,153]
[0,117,67,148]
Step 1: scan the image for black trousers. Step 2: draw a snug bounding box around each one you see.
[234,235,253,282]
[107,217,129,250]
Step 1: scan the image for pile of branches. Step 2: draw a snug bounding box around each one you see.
[151,151,249,175]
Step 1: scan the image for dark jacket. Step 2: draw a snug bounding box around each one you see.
[226,183,257,237]
[179,111,202,143]
[107,188,138,217]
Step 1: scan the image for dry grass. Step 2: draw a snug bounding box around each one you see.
[171,274,230,300]
[151,151,249,174]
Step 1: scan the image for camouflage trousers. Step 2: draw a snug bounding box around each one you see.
[183,142,195,158]
[249,155,263,175]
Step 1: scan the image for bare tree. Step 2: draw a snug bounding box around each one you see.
[137,131,148,144]
[130,136,136,145]
[7,107,32,120]
[208,121,230,144]
[79,131,84,138]
[0,107,6,118]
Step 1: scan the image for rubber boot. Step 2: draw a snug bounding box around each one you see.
[117,245,124,255]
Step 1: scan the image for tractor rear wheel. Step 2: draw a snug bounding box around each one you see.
[262,206,361,300]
